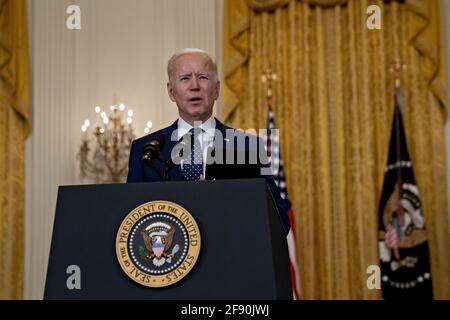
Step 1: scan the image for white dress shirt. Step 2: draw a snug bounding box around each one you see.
[177,116,216,176]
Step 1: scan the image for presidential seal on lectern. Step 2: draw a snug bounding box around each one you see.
[116,200,201,287]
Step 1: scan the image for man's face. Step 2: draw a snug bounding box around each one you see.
[167,53,220,124]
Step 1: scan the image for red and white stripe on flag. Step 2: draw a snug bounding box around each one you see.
[264,107,301,299]
[287,209,301,299]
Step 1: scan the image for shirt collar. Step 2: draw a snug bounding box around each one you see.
[177,116,216,141]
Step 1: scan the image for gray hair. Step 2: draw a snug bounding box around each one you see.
[167,48,218,83]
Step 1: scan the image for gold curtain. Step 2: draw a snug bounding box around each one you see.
[0,0,30,299]
[223,0,450,299]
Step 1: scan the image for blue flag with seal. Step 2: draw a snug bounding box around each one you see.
[378,87,433,299]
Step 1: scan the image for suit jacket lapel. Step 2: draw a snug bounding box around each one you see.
[205,118,234,179]
[213,118,232,147]
[160,120,183,181]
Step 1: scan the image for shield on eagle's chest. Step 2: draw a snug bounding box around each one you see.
[152,242,164,257]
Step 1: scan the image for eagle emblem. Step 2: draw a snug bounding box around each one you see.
[140,222,180,267]
[116,200,201,287]
[380,183,427,271]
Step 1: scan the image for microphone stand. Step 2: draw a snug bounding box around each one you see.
[158,154,174,181]
[142,154,174,181]
[142,155,165,181]
[142,135,190,181]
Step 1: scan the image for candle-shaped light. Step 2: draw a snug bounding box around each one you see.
[94,106,101,127]
[81,124,87,139]
[144,120,153,135]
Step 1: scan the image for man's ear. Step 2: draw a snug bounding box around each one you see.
[214,81,220,100]
[167,82,176,102]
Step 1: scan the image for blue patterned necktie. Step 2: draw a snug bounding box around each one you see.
[181,128,203,181]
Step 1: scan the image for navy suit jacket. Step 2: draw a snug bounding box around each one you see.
[126,118,290,234]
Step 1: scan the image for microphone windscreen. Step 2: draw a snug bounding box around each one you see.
[142,133,166,161]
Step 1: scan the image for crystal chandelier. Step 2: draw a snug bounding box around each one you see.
[78,104,152,183]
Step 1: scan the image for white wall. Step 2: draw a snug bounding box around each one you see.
[25,0,223,299]
[25,0,76,300]
[71,0,220,139]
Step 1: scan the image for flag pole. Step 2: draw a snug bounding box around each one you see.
[261,68,277,157]
[261,68,277,106]
[261,68,302,299]
[389,60,407,260]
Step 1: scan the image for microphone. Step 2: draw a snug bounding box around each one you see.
[142,134,165,164]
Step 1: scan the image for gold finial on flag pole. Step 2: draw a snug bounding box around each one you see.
[389,60,407,89]
[261,68,277,102]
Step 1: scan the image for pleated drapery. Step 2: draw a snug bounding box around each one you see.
[223,0,450,299]
[0,0,30,300]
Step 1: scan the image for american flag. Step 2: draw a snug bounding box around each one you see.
[263,106,301,300]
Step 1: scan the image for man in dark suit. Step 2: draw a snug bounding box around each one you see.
[126,48,290,233]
